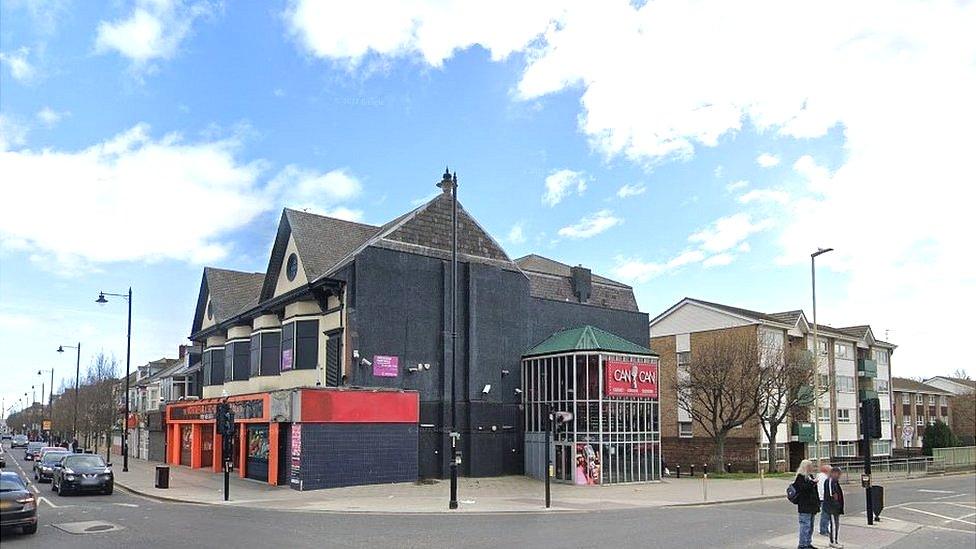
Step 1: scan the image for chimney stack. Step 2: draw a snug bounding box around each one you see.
[570,265,592,304]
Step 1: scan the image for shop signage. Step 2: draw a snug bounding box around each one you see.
[290,424,302,487]
[604,360,658,398]
[373,355,399,377]
[281,348,293,372]
[170,398,266,422]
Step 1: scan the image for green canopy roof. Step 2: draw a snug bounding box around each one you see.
[523,325,655,358]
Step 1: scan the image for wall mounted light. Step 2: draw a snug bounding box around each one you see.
[482,384,491,394]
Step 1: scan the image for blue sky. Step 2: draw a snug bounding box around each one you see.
[2,1,974,414]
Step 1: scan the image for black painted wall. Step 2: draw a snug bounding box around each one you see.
[346,246,649,479]
[293,423,418,490]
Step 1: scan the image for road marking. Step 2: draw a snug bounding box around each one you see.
[919,489,955,494]
[934,493,970,500]
[113,502,139,508]
[900,506,976,526]
[39,496,61,508]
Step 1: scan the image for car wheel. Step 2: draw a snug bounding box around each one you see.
[103,486,113,495]
[23,523,38,535]
[59,483,70,496]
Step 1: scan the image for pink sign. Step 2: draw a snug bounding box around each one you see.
[373,355,399,377]
[604,360,658,398]
[281,348,293,371]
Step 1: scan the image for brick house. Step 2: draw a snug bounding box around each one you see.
[890,377,952,450]
[922,376,976,445]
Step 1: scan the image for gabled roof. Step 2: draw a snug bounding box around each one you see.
[523,325,655,358]
[515,254,639,312]
[515,254,630,288]
[651,297,793,327]
[924,376,976,391]
[261,209,380,300]
[768,310,804,326]
[891,377,954,395]
[191,267,265,334]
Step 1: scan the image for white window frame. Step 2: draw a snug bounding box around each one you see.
[837,409,852,423]
[678,421,693,438]
[915,394,923,404]
[759,443,770,463]
[902,416,910,426]
[836,376,856,393]
[818,407,831,423]
[873,349,889,365]
[835,441,857,457]
[880,409,891,422]
[876,380,889,393]
[834,342,851,359]
[940,395,948,406]
[901,393,910,404]
[916,416,925,426]
[928,395,936,405]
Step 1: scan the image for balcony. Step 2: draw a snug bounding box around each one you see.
[797,385,815,406]
[857,358,877,378]
[791,422,815,443]
[859,389,878,401]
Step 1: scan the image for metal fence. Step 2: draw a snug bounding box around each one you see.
[933,446,976,469]
[826,456,946,484]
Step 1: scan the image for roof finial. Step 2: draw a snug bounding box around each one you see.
[437,166,456,194]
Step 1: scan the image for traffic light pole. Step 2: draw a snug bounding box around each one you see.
[545,404,552,509]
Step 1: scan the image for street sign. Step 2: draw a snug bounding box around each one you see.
[902,424,915,445]
[42,420,52,431]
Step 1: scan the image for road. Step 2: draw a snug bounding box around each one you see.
[2,442,974,548]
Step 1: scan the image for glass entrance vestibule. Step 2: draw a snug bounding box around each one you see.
[522,327,661,485]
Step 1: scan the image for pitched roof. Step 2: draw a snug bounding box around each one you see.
[925,376,976,390]
[681,297,789,325]
[768,310,804,325]
[205,267,265,321]
[516,254,639,312]
[891,377,954,395]
[523,325,655,358]
[515,254,630,288]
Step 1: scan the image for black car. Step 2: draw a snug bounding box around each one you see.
[34,451,70,483]
[23,442,44,461]
[0,471,38,535]
[0,448,6,469]
[52,454,113,496]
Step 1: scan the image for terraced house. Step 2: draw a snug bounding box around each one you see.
[649,298,895,472]
[173,170,652,490]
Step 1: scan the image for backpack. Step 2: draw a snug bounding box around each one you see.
[786,483,799,504]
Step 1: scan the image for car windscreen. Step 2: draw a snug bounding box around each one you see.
[41,453,70,464]
[0,476,26,491]
[65,455,106,468]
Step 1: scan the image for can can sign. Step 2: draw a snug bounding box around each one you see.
[604,361,658,398]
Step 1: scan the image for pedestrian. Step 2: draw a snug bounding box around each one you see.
[824,466,845,548]
[790,459,821,549]
[816,463,831,537]
[71,437,79,453]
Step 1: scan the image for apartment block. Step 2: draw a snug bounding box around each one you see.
[649,297,895,472]
[890,377,952,450]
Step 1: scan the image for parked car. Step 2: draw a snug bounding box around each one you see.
[1,434,12,442]
[34,451,70,483]
[11,435,28,449]
[0,447,6,469]
[52,454,113,496]
[0,471,38,534]
[23,442,45,461]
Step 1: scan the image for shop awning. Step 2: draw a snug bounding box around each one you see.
[522,325,655,358]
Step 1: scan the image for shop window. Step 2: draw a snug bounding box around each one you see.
[678,421,693,438]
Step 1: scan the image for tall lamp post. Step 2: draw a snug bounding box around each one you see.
[38,368,54,442]
[97,288,132,472]
[437,168,460,510]
[810,247,833,465]
[57,343,82,441]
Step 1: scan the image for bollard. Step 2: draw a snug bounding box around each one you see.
[676,465,681,479]
[702,473,708,501]
[703,463,708,476]
[690,464,695,477]
[759,467,765,495]
[727,462,732,474]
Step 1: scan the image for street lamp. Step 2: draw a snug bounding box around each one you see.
[57,343,82,441]
[810,247,834,465]
[38,368,54,443]
[97,288,132,472]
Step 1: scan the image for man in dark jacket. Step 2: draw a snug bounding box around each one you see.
[793,459,821,549]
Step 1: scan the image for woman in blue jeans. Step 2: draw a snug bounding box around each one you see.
[793,460,821,549]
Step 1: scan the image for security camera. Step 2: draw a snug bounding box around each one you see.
[514,388,523,395]
[482,384,491,394]
[360,357,372,367]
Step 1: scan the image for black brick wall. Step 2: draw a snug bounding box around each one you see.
[295,423,418,490]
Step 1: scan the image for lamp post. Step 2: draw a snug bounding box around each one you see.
[437,168,460,510]
[38,368,54,443]
[810,247,833,465]
[57,343,82,441]
[97,288,132,472]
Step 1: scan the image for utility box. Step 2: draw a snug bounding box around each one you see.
[870,485,884,516]
[155,465,170,489]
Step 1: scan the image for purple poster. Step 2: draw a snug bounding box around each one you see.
[373,355,399,377]
[281,348,293,371]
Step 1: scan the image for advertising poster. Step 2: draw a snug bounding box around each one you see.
[290,424,302,486]
[575,443,602,485]
[604,360,658,398]
[281,348,293,371]
[373,355,399,377]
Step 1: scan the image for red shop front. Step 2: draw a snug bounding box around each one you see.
[165,388,419,488]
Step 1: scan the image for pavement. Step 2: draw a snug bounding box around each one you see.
[108,453,795,512]
[2,442,974,548]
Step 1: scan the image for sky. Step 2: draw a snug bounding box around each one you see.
[2,0,975,417]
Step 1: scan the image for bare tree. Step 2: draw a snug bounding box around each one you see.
[756,334,819,472]
[951,368,971,380]
[677,329,764,471]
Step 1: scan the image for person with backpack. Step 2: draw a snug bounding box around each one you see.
[788,459,821,549]
[823,466,845,548]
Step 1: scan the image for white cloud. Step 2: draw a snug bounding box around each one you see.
[557,209,620,239]
[285,0,560,68]
[689,213,772,253]
[0,124,363,271]
[725,180,749,192]
[703,253,734,267]
[268,165,362,214]
[95,0,216,67]
[0,115,29,150]
[543,169,587,206]
[738,189,789,205]
[756,153,780,168]
[321,206,364,222]
[36,107,67,127]
[0,47,35,82]
[613,249,705,283]
[507,223,526,244]
[616,183,646,198]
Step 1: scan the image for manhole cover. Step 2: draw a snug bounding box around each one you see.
[53,521,125,535]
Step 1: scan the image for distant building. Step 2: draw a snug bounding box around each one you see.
[923,376,976,445]
[890,377,952,449]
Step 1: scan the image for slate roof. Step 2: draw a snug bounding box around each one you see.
[205,267,266,321]
[523,325,655,358]
[286,209,380,281]
[681,297,789,325]
[768,310,804,326]
[516,254,639,312]
[891,377,953,395]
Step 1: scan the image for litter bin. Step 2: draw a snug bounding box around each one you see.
[155,465,170,489]
[870,485,884,518]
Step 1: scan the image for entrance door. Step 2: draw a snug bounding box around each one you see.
[246,424,269,482]
[201,427,214,468]
[180,425,192,465]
